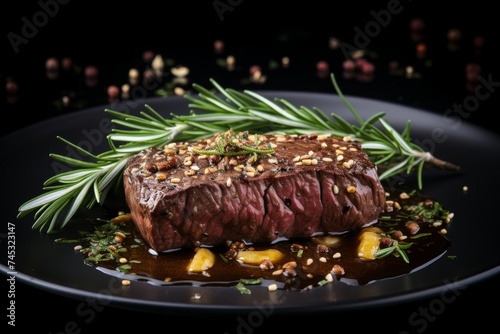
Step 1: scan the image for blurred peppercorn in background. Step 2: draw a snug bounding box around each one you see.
[1,0,499,136]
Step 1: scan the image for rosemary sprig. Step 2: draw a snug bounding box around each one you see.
[17,73,460,233]
[190,129,275,158]
[375,238,413,264]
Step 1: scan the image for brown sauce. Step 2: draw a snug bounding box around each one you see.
[68,189,452,292]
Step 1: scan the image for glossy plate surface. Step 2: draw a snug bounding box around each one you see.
[1,92,499,315]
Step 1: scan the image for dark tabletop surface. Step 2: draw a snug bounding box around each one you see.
[2,1,499,332]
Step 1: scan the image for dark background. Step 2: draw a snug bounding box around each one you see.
[2,1,499,333]
[2,1,499,134]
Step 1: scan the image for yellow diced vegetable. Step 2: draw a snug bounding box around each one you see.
[187,247,216,272]
[237,249,285,265]
[356,227,382,260]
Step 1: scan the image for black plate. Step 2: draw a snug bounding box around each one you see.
[1,92,499,315]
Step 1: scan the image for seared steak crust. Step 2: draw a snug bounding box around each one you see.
[123,131,386,252]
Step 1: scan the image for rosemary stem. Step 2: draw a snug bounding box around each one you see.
[413,151,461,172]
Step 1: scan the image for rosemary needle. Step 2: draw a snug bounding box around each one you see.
[17,73,460,233]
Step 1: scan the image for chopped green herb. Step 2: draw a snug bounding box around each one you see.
[235,278,262,294]
[410,232,432,239]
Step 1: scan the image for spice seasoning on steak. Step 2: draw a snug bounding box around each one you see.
[123,130,387,252]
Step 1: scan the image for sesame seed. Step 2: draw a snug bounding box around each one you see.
[332,184,339,194]
[119,257,128,264]
[164,148,176,156]
[332,252,341,259]
[306,258,314,265]
[347,185,356,193]
[115,231,126,238]
[319,257,327,263]
[121,279,131,286]
[337,155,344,161]
[268,284,278,292]
[171,178,181,183]
[74,245,82,251]
[226,177,232,187]
[323,157,333,162]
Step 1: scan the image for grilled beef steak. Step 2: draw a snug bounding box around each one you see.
[123,130,386,252]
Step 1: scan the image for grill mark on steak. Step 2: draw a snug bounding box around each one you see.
[123,131,387,252]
